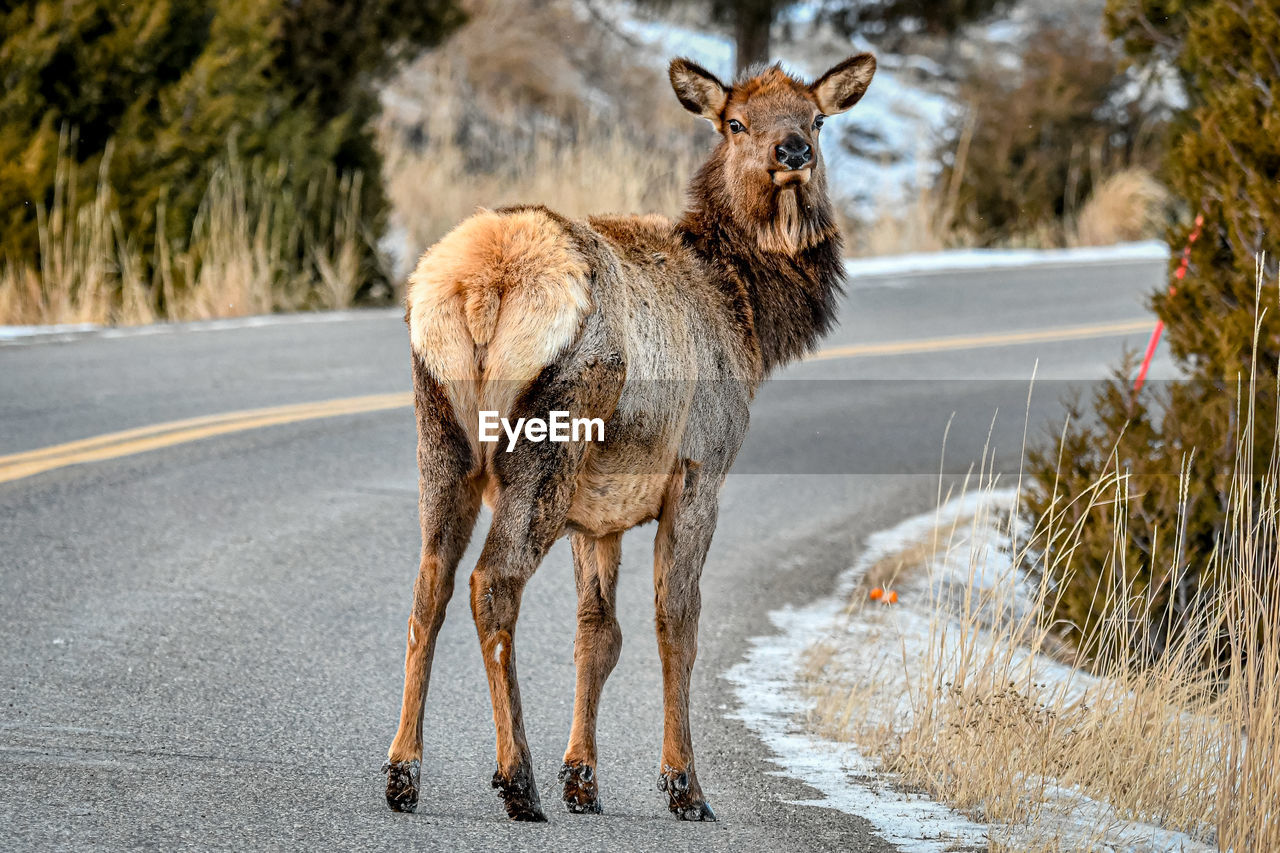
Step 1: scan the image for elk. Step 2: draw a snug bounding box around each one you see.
[384,54,876,822]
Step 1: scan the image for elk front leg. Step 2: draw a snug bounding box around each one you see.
[385,359,483,813]
[652,460,718,821]
[560,531,623,814]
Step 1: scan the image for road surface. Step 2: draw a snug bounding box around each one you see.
[0,254,1171,850]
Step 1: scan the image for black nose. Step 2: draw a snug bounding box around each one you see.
[775,135,812,170]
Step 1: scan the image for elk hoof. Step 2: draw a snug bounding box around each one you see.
[658,768,716,822]
[382,760,420,813]
[558,762,602,814]
[677,801,717,822]
[492,764,548,822]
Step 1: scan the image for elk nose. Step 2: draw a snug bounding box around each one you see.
[774,135,812,170]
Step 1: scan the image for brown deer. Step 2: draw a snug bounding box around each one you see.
[383,54,876,822]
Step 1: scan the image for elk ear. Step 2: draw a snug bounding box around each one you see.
[811,53,876,115]
[669,58,727,124]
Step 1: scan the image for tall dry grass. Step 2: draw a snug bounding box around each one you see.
[0,140,372,327]
[850,122,1171,256]
[1073,168,1171,247]
[381,114,698,271]
[377,0,697,274]
[807,275,1280,849]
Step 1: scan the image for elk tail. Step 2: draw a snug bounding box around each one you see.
[405,207,593,436]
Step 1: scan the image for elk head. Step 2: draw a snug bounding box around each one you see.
[670,54,876,255]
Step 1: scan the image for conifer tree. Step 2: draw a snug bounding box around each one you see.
[1026,0,1280,660]
[0,0,461,307]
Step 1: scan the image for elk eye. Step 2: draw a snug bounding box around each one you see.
[727,119,746,134]
[813,114,826,130]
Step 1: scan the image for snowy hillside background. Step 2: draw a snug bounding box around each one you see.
[378,0,1170,272]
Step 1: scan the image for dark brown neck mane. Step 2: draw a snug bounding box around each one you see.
[677,153,845,375]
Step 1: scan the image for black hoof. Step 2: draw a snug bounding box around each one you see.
[492,764,548,822]
[676,801,717,821]
[383,760,420,813]
[559,762,602,814]
[658,769,716,822]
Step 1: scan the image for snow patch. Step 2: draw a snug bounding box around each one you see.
[844,240,1170,282]
[726,492,998,852]
[727,488,1214,852]
[0,323,100,342]
[0,308,401,346]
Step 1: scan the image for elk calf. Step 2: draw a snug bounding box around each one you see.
[384,54,876,822]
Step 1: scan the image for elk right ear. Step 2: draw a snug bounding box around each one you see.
[669,58,727,124]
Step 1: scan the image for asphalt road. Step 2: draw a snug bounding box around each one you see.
[0,255,1171,851]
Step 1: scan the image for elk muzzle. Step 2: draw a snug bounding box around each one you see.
[774,135,813,170]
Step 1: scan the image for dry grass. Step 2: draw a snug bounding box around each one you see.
[856,536,945,595]
[0,139,374,327]
[856,165,1171,256]
[804,287,1280,849]
[853,131,1168,256]
[850,191,951,257]
[377,0,698,274]
[380,111,698,272]
[1073,168,1170,247]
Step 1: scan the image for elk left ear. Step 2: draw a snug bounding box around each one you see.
[811,53,876,115]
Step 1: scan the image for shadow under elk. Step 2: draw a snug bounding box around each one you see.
[384,54,876,822]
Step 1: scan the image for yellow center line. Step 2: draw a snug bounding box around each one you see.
[0,392,411,484]
[1,398,398,466]
[0,318,1155,485]
[806,318,1154,361]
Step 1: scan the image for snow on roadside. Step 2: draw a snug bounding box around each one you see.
[726,488,1214,853]
[844,240,1170,282]
[726,492,997,852]
[0,323,101,343]
[0,308,401,345]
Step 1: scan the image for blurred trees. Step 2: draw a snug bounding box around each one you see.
[819,0,1013,53]
[0,0,462,309]
[1104,0,1210,76]
[1025,0,1280,663]
[636,0,1007,73]
[936,25,1165,244]
[274,0,465,244]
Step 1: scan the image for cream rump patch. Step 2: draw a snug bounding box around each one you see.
[405,208,593,430]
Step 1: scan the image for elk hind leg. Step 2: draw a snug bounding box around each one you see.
[472,354,622,821]
[560,531,623,814]
[385,358,482,813]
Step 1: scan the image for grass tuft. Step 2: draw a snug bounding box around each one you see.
[0,136,374,326]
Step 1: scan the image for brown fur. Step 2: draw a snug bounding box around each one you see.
[385,54,876,821]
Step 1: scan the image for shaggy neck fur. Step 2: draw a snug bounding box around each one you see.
[677,152,845,374]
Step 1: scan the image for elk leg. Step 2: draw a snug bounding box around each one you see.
[470,484,575,823]
[385,358,483,813]
[652,460,718,821]
[471,356,621,821]
[560,531,623,814]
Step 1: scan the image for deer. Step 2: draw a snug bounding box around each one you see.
[383,53,876,823]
